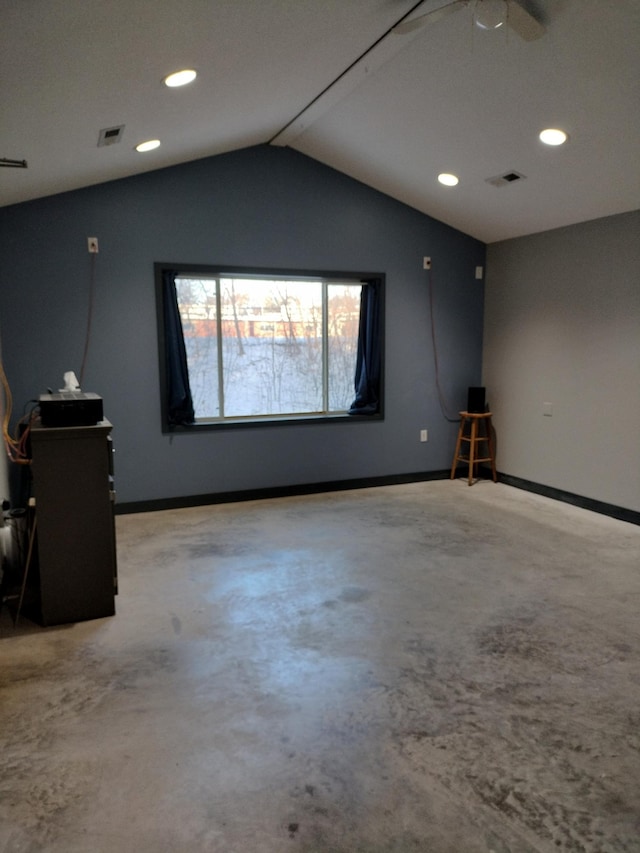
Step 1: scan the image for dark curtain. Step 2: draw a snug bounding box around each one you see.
[162,270,195,426]
[348,278,382,416]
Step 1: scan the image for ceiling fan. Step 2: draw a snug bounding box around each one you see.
[393,0,545,41]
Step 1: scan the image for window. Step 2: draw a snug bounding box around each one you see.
[156,265,383,429]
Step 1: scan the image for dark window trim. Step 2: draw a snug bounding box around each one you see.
[155,262,385,434]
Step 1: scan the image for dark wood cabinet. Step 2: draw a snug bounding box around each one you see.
[29,420,117,625]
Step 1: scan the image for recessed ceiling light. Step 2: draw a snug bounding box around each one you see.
[438,173,459,186]
[164,69,197,88]
[135,139,161,153]
[539,128,568,146]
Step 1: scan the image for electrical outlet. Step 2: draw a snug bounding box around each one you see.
[420,429,428,442]
[423,256,431,270]
[87,237,99,253]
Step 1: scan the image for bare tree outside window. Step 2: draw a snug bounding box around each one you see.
[175,275,361,421]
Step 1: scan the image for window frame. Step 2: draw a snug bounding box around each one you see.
[155,263,385,433]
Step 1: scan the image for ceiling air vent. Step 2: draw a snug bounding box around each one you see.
[97,125,125,147]
[486,170,526,188]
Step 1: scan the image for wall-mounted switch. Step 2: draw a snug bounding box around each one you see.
[475,266,483,280]
[420,429,428,442]
[423,257,431,270]
[87,237,99,253]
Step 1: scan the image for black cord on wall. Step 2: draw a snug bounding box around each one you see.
[427,268,461,424]
[79,251,97,387]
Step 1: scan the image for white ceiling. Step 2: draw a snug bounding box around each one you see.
[1,0,639,242]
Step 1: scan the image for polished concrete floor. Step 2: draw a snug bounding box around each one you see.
[1,481,639,853]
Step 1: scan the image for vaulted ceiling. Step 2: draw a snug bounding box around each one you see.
[2,0,638,242]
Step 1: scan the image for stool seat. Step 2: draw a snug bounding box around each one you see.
[450,411,497,486]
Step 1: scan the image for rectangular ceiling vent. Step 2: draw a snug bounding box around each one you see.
[97,125,125,147]
[486,170,526,188]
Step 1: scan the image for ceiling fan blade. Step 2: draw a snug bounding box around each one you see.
[393,0,470,35]
[506,0,546,40]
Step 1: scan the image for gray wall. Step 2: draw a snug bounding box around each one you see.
[0,146,485,506]
[483,210,640,512]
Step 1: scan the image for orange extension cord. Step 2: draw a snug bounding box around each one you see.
[1,360,33,465]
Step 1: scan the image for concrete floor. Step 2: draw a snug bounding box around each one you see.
[1,481,639,853]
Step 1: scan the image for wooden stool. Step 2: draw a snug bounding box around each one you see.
[450,412,497,486]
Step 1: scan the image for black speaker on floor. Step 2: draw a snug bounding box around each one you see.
[467,386,486,413]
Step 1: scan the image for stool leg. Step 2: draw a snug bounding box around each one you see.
[450,417,465,479]
[468,417,477,485]
[16,516,37,626]
[486,416,498,482]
